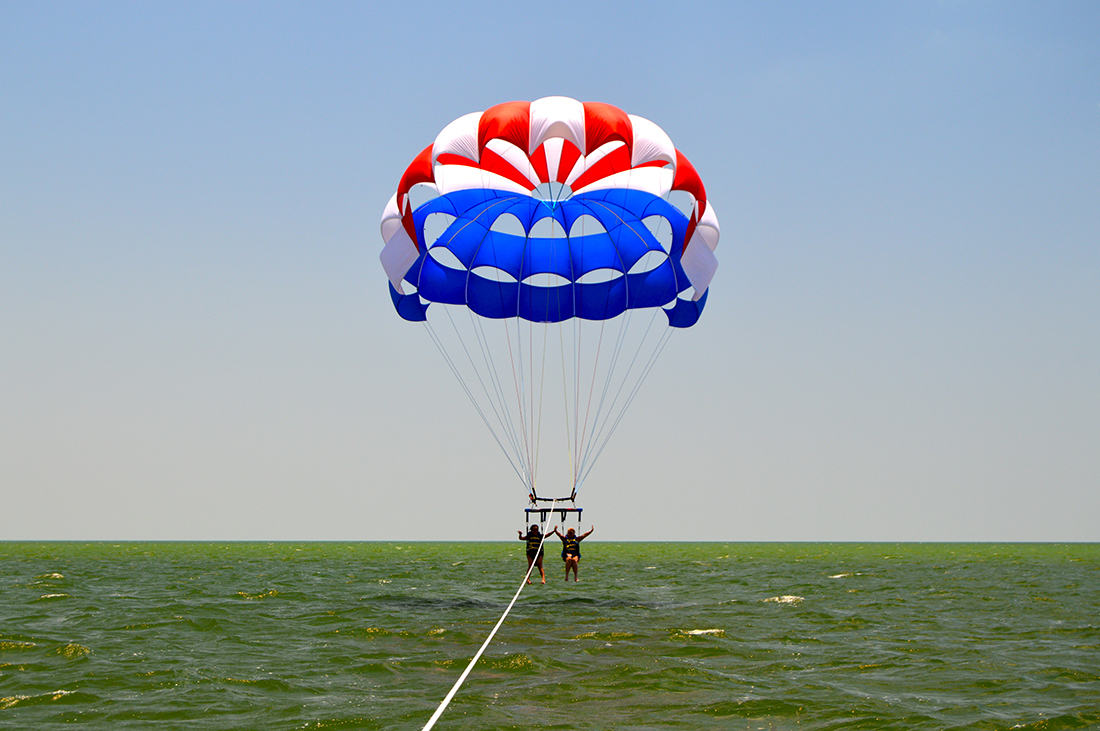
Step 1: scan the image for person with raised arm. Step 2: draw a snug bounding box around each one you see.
[518,525,546,584]
[552,525,593,581]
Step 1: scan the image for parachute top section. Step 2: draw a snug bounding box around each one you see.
[380,97,720,326]
[386,97,714,245]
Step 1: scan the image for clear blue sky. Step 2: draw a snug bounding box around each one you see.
[2,2,1097,541]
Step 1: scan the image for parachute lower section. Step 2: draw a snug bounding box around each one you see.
[390,188,708,329]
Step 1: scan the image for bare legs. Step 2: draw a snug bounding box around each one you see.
[563,553,580,581]
[526,554,545,584]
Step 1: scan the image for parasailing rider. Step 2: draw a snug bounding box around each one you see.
[518,525,546,584]
[552,525,594,581]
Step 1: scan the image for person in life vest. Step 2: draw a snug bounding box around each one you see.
[517,525,546,584]
[551,525,594,581]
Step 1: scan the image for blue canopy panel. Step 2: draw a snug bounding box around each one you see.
[390,189,707,327]
[457,265,679,322]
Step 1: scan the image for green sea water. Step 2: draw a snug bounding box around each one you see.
[1,542,1097,730]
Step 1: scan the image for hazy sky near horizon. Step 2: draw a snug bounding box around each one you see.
[3,2,1097,542]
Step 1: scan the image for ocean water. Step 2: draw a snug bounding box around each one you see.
[1,542,1098,730]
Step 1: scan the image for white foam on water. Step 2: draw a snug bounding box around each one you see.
[0,690,75,710]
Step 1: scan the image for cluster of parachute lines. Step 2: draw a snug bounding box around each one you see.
[380,96,720,506]
[420,276,676,503]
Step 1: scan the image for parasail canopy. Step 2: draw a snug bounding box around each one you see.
[380,97,720,501]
